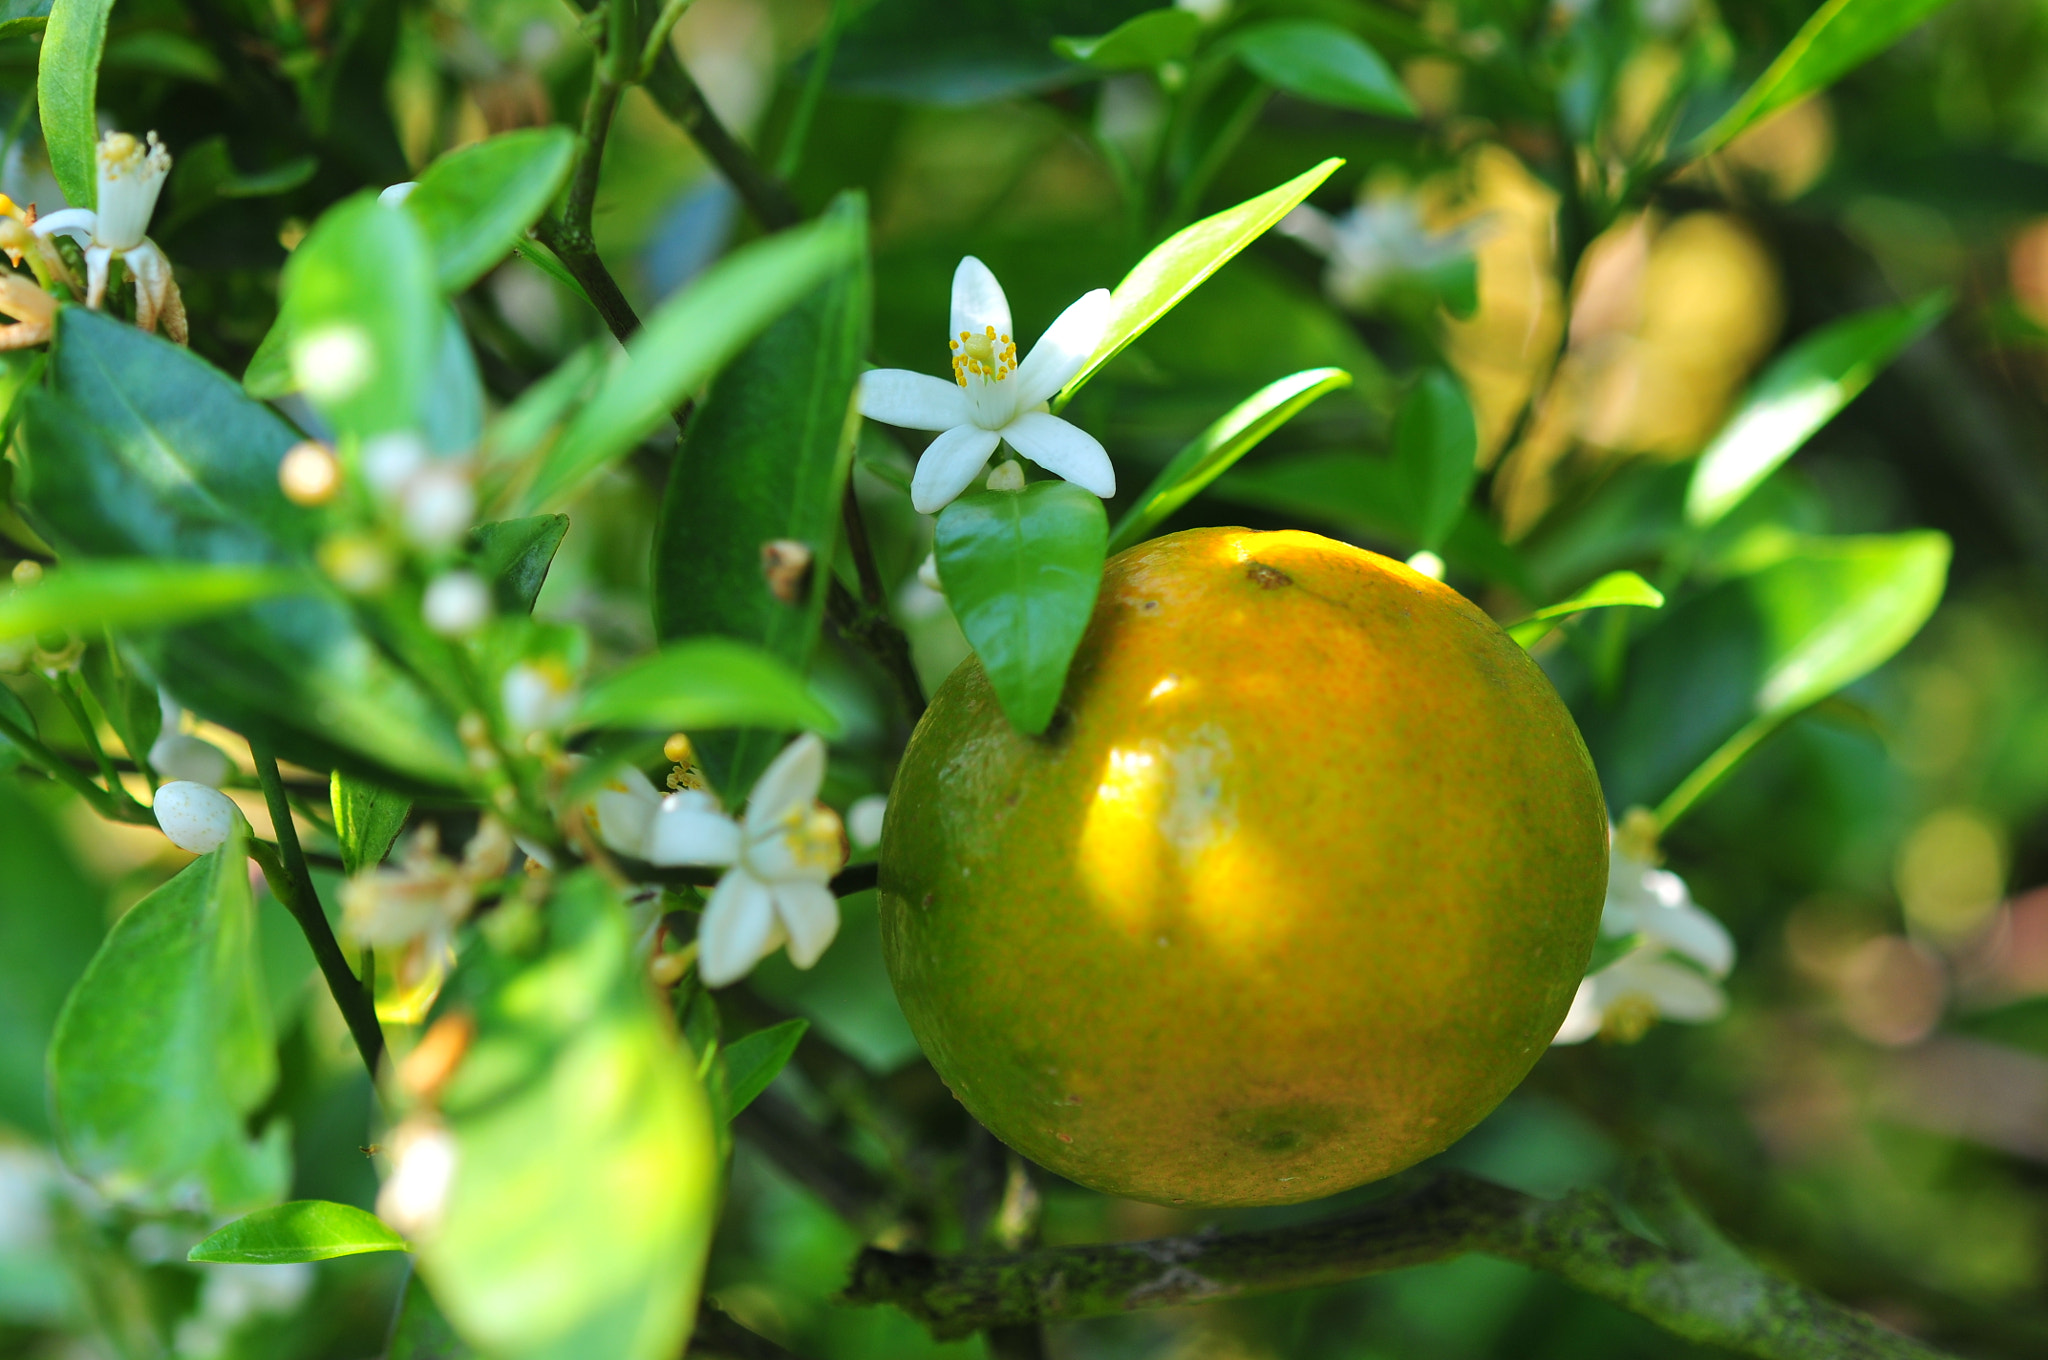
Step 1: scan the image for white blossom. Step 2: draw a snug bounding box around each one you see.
[376,1118,456,1237]
[857,257,1114,514]
[0,271,56,351]
[1553,821,1736,1044]
[423,571,491,635]
[32,131,186,341]
[1279,198,1484,313]
[847,794,888,849]
[340,821,510,1016]
[153,781,242,854]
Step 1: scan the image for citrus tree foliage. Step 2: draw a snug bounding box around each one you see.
[11,0,2048,1356]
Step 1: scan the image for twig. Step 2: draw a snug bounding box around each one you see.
[772,0,844,181]
[827,578,925,722]
[643,50,803,231]
[0,706,152,822]
[250,745,385,1078]
[839,490,888,610]
[844,1166,1958,1360]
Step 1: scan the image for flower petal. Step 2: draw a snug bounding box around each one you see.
[1550,978,1601,1045]
[950,256,1012,351]
[910,424,1003,515]
[1610,955,1728,1023]
[697,870,784,987]
[772,879,840,969]
[646,790,742,867]
[858,368,972,431]
[591,766,662,859]
[1011,289,1111,409]
[1641,897,1735,978]
[31,207,96,245]
[81,245,112,311]
[998,410,1115,498]
[745,733,829,837]
[1275,204,1338,257]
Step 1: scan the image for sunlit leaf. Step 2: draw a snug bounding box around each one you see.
[721,1018,808,1118]
[936,481,1108,735]
[1684,0,1960,160]
[1109,367,1352,554]
[1390,368,1478,552]
[1053,9,1200,70]
[575,637,843,737]
[1685,292,1949,529]
[190,1201,408,1264]
[406,129,577,293]
[334,774,411,876]
[1508,571,1665,647]
[0,561,304,641]
[36,0,111,208]
[470,515,570,615]
[1232,20,1416,118]
[1056,159,1344,405]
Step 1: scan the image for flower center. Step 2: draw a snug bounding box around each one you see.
[763,804,843,875]
[951,324,1017,387]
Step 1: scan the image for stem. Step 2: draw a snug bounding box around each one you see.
[250,745,385,1078]
[840,488,887,610]
[642,47,803,230]
[56,672,130,805]
[844,1166,1958,1360]
[638,859,877,897]
[772,0,844,182]
[827,577,925,722]
[636,0,695,81]
[1652,711,1782,833]
[0,705,147,821]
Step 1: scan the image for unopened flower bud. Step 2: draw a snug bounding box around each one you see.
[663,733,694,765]
[154,780,241,853]
[760,539,813,604]
[291,324,373,402]
[1404,550,1445,581]
[423,571,490,636]
[502,659,578,734]
[401,468,475,549]
[847,794,888,849]
[985,460,1026,492]
[917,552,943,594]
[149,732,231,787]
[278,441,341,506]
[317,534,395,595]
[11,560,41,586]
[377,1118,457,1237]
[361,433,428,497]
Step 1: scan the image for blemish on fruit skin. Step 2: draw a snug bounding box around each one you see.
[1137,599,1161,614]
[1056,1132,1074,1143]
[1245,562,1292,589]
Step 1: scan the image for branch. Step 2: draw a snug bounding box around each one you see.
[843,1168,1958,1360]
[643,50,803,230]
[827,578,925,723]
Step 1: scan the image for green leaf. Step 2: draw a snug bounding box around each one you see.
[575,637,843,738]
[1053,9,1200,70]
[49,826,290,1213]
[280,192,441,439]
[654,197,870,793]
[470,515,570,615]
[81,640,163,770]
[333,773,411,876]
[36,0,113,209]
[1109,367,1351,554]
[190,1200,408,1264]
[721,1018,808,1118]
[1232,20,1417,119]
[481,344,607,482]
[0,561,305,640]
[1585,931,1647,976]
[1684,292,1950,529]
[0,0,54,40]
[389,1272,474,1360]
[420,872,716,1360]
[1056,158,1344,406]
[1684,0,1959,160]
[244,314,296,400]
[935,481,1108,736]
[1507,571,1665,647]
[406,129,577,294]
[0,782,102,1137]
[1390,368,1478,552]
[519,202,866,512]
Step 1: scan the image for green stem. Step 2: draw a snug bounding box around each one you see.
[643,47,803,229]
[635,0,696,82]
[772,0,844,182]
[1652,711,1782,833]
[0,705,146,821]
[250,745,385,1079]
[57,672,131,806]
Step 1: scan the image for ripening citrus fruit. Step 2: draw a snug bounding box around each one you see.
[878,527,1607,1207]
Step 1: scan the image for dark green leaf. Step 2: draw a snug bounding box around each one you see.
[190,1200,408,1264]
[0,561,305,640]
[1685,0,1960,160]
[721,1018,808,1118]
[0,782,101,1136]
[935,481,1108,736]
[1507,571,1665,647]
[81,642,162,772]
[1053,9,1200,70]
[1390,369,1478,552]
[575,637,843,738]
[1110,368,1351,554]
[36,0,112,208]
[470,515,570,615]
[421,872,716,1360]
[405,129,577,294]
[1685,292,1950,529]
[654,196,870,792]
[1232,20,1417,119]
[518,202,867,512]
[1056,159,1344,405]
[49,826,289,1213]
[333,773,411,876]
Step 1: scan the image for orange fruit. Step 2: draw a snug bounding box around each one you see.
[878,527,1607,1207]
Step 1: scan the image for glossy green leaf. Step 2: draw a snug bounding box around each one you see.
[1390,368,1478,552]
[406,129,577,293]
[721,1017,808,1118]
[36,0,112,208]
[1233,20,1417,118]
[1685,292,1950,529]
[1053,9,1200,69]
[481,344,607,484]
[654,197,869,792]
[0,561,305,640]
[244,314,296,400]
[190,1200,408,1264]
[1584,531,1951,814]
[334,773,411,876]
[1055,159,1343,405]
[1508,571,1665,647]
[81,643,161,779]
[0,0,53,39]
[470,515,570,614]
[935,481,1108,736]
[1686,0,1958,160]
[49,826,290,1213]
[519,203,866,512]
[280,192,441,439]
[22,310,470,791]
[420,872,716,1360]
[575,637,843,738]
[1109,367,1351,554]
[0,782,102,1137]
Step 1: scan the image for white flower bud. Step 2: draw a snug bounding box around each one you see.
[291,324,373,402]
[985,460,1026,492]
[149,733,232,787]
[1405,550,1445,581]
[401,468,476,549]
[278,441,340,506]
[153,781,241,854]
[916,551,943,594]
[847,794,888,849]
[361,433,428,498]
[501,660,578,734]
[423,572,491,636]
[377,1119,457,1238]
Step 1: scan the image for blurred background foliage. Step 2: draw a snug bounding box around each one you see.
[8,0,2048,1355]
